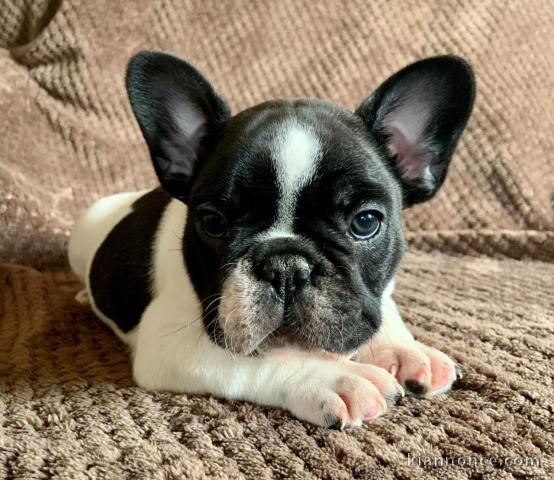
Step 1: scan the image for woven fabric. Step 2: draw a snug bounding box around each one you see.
[1,0,553,266]
[0,1,553,478]
[1,253,552,479]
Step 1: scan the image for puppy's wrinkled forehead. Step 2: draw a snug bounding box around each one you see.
[195,99,393,228]
[266,118,321,236]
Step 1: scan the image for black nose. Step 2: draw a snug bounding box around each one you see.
[258,254,312,300]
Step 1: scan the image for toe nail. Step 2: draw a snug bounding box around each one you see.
[455,364,464,380]
[405,379,428,396]
[393,389,403,403]
[328,419,342,430]
[394,380,405,397]
[385,387,404,407]
[324,412,345,430]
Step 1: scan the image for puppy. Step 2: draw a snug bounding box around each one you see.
[69,52,474,428]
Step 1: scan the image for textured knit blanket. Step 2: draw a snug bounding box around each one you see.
[0,1,552,478]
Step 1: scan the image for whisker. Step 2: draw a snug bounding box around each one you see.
[161,302,221,338]
[220,261,239,271]
[200,292,220,301]
[204,295,223,313]
[196,313,219,346]
[222,307,239,361]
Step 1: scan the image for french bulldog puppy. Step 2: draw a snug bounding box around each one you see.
[69,52,474,428]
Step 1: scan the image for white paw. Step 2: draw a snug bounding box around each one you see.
[356,340,460,397]
[285,359,404,429]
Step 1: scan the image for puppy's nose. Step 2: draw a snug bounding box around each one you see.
[258,255,312,300]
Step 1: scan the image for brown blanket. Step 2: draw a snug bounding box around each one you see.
[1,1,552,478]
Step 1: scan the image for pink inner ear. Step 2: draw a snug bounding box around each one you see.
[386,124,432,181]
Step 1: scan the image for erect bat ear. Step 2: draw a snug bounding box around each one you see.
[356,56,475,207]
[126,51,230,203]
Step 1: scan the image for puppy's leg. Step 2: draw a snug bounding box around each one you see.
[355,280,460,397]
[132,297,403,428]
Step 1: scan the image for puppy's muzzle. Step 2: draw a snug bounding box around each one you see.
[252,238,329,320]
[258,254,311,301]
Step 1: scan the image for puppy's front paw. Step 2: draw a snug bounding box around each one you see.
[356,341,460,397]
[287,361,403,429]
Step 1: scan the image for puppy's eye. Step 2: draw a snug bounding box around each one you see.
[198,209,228,238]
[350,210,381,240]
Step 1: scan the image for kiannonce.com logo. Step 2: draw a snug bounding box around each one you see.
[407,453,542,469]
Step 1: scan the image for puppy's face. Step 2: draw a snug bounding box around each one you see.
[126,52,475,355]
[185,101,404,354]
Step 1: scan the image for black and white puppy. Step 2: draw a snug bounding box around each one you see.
[69,52,474,428]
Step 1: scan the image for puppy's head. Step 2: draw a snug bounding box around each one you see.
[126,52,474,355]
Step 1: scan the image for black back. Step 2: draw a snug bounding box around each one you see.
[89,188,172,332]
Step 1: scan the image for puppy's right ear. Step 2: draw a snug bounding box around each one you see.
[126,51,230,203]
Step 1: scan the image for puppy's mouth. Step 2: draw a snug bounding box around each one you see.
[213,305,370,356]
[213,241,380,356]
[214,284,376,356]
[253,323,336,354]
[213,296,283,356]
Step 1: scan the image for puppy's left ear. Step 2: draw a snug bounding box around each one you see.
[126,51,230,203]
[356,56,475,207]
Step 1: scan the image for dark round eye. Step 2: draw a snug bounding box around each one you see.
[350,210,381,239]
[199,209,228,238]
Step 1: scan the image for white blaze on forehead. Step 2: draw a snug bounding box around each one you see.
[264,121,321,238]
